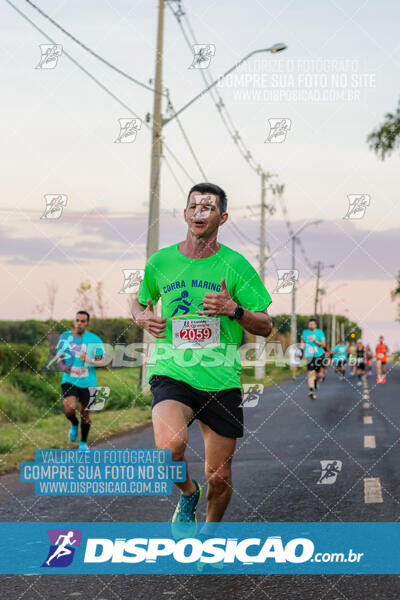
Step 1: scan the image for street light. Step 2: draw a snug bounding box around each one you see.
[162,44,288,125]
[270,43,288,53]
[289,220,322,345]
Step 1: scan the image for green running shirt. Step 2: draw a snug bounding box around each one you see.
[137,242,272,391]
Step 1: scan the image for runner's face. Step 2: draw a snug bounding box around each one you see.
[308,321,316,331]
[74,314,89,334]
[184,192,226,237]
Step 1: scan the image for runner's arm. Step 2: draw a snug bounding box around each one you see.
[130,295,167,338]
[55,354,71,373]
[198,278,272,337]
[230,307,272,337]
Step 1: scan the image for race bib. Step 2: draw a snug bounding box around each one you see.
[70,366,89,378]
[308,345,318,354]
[377,353,384,359]
[172,318,220,349]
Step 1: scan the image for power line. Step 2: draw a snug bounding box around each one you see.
[163,154,187,198]
[6,0,202,188]
[23,0,164,96]
[165,92,208,180]
[168,2,268,178]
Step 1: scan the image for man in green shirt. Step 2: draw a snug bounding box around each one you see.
[131,183,272,535]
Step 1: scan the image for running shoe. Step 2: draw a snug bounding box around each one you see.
[172,480,202,540]
[69,424,78,442]
[357,380,362,386]
[196,532,224,572]
[78,441,89,451]
[308,389,316,400]
[382,376,386,384]
[377,377,382,384]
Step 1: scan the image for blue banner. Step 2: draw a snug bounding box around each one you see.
[20,449,186,496]
[0,522,398,574]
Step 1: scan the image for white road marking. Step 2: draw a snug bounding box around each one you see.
[363,416,373,424]
[364,435,376,448]
[364,478,383,503]
[363,402,371,408]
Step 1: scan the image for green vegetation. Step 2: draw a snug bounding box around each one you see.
[0,315,345,474]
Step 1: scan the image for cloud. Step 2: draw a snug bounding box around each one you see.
[0,211,398,281]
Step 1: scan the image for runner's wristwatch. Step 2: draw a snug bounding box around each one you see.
[229,304,244,321]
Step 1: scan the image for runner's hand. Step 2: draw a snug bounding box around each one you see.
[197,278,236,316]
[136,299,167,338]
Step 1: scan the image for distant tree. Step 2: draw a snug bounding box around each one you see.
[75,280,94,314]
[367,99,400,160]
[33,281,58,319]
[46,282,58,319]
[391,272,400,321]
[95,281,108,318]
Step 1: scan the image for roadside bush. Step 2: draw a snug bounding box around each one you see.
[0,344,43,376]
[0,384,38,423]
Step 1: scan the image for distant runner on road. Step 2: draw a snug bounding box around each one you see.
[288,344,303,379]
[376,335,389,384]
[55,311,105,451]
[332,340,347,380]
[300,317,326,399]
[131,183,272,538]
[355,340,366,386]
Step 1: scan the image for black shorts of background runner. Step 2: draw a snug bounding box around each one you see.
[336,359,347,368]
[306,356,325,372]
[150,375,243,439]
[61,383,90,407]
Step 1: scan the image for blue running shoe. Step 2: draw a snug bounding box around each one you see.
[69,424,78,442]
[171,480,202,540]
[78,441,89,452]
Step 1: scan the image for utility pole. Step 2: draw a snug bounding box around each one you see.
[146,0,165,258]
[314,260,321,316]
[142,0,165,390]
[290,235,297,345]
[331,313,336,349]
[255,172,267,380]
[259,173,266,282]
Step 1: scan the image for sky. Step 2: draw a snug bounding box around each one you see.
[1,0,399,349]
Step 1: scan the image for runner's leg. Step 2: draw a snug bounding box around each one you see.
[79,403,91,442]
[199,421,236,522]
[152,399,196,495]
[63,395,78,425]
[307,369,316,390]
[376,359,382,378]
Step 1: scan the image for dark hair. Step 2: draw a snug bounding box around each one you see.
[308,317,318,324]
[76,310,90,321]
[187,183,227,214]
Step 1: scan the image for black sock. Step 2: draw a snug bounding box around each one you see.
[66,413,79,426]
[358,374,362,381]
[81,421,91,442]
[309,386,314,392]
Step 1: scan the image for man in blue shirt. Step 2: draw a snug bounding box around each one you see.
[56,311,105,451]
[301,317,326,399]
[332,340,348,380]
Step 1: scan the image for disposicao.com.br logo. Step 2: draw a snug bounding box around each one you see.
[42,529,82,567]
[82,535,363,566]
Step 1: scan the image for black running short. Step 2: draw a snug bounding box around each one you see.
[335,359,346,368]
[150,375,243,439]
[306,356,325,372]
[61,383,90,407]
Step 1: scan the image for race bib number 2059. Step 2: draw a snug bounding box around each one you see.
[172,318,220,349]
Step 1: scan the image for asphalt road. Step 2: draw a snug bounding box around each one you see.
[1,362,399,598]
